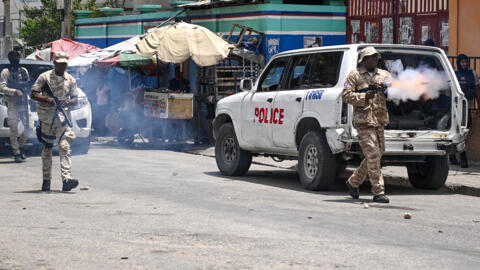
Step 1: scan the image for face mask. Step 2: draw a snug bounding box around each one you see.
[10,59,20,68]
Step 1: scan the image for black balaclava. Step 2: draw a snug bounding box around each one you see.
[457,54,469,72]
[7,50,20,70]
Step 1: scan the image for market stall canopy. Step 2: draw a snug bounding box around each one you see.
[68,50,117,67]
[26,38,100,62]
[94,51,152,67]
[26,47,51,61]
[50,38,100,60]
[136,22,234,67]
[94,54,120,67]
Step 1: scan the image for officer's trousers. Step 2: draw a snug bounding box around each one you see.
[7,106,28,155]
[348,126,385,195]
[40,118,76,181]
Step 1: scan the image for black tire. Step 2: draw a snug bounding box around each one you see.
[215,123,252,176]
[407,155,449,190]
[298,130,339,190]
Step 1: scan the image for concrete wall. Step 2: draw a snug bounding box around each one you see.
[449,0,480,161]
[449,0,480,58]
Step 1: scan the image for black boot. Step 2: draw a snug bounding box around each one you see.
[42,180,51,191]
[14,154,24,163]
[62,179,79,192]
[450,154,459,165]
[346,180,360,199]
[373,194,389,203]
[20,148,27,161]
[460,151,469,168]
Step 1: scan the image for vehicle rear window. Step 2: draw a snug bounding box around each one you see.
[307,51,343,88]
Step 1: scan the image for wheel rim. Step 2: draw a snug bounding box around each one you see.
[304,144,319,179]
[222,136,237,163]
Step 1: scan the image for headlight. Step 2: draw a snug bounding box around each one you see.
[71,96,89,110]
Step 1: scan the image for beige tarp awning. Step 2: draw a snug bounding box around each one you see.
[136,22,234,67]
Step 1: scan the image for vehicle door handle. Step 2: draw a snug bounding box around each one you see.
[267,98,273,103]
[295,97,302,102]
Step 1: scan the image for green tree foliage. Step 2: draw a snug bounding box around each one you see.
[19,0,62,46]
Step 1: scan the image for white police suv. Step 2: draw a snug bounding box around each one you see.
[213,44,468,190]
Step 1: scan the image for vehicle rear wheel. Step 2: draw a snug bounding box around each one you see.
[298,130,338,190]
[215,123,252,176]
[407,155,449,190]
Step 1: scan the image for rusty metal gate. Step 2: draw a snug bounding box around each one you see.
[347,0,449,51]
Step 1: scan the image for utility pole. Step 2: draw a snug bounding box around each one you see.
[3,0,13,57]
[62,0,72,38]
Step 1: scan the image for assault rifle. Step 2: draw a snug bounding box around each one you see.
[41,82,73,128]
[356,83,391,94]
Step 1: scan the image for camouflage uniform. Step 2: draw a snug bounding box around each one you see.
[32,70,78,181]
[0,67,31,156]
[342,66,391,196]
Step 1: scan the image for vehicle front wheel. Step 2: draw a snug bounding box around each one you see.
[298,130,338,190]
[215,123,252,176]
[407,155,449,190]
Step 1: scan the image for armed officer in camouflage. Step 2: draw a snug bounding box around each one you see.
[0,50,31,163]
[31,52,79,192]
[342,46,391,203]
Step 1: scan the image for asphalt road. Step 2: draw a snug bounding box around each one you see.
[0,145,479,269]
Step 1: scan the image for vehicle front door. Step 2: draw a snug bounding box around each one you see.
[241,57,289,149]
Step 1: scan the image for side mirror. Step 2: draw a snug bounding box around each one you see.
[240,78,253,92]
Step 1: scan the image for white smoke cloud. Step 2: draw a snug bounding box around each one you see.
[386,66,450,102]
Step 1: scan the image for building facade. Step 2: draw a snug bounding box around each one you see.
[74,1,347,61]
[347,0,449,52]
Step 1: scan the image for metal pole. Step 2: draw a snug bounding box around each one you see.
[3,0,12,57]
[156,53,160,88]
[62,0,73,38]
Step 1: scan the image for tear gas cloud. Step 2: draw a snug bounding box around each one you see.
[386,65,450,102]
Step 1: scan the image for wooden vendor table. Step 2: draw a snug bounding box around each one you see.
[144,91,193,119]
[143,91,194,144]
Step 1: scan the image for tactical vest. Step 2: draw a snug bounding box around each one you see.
[6,67,29,106]
[455,69,476,100]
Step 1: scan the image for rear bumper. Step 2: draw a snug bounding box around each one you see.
[345,140,464,156]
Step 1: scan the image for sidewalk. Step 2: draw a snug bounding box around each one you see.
[183,145,480,197]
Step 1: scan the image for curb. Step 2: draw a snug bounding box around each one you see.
[184,149,480,198]
[440,184,480,197]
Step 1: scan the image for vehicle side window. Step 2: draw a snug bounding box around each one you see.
[308,52,343,88]
[286,55,311,90]
[259,58,288,92]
